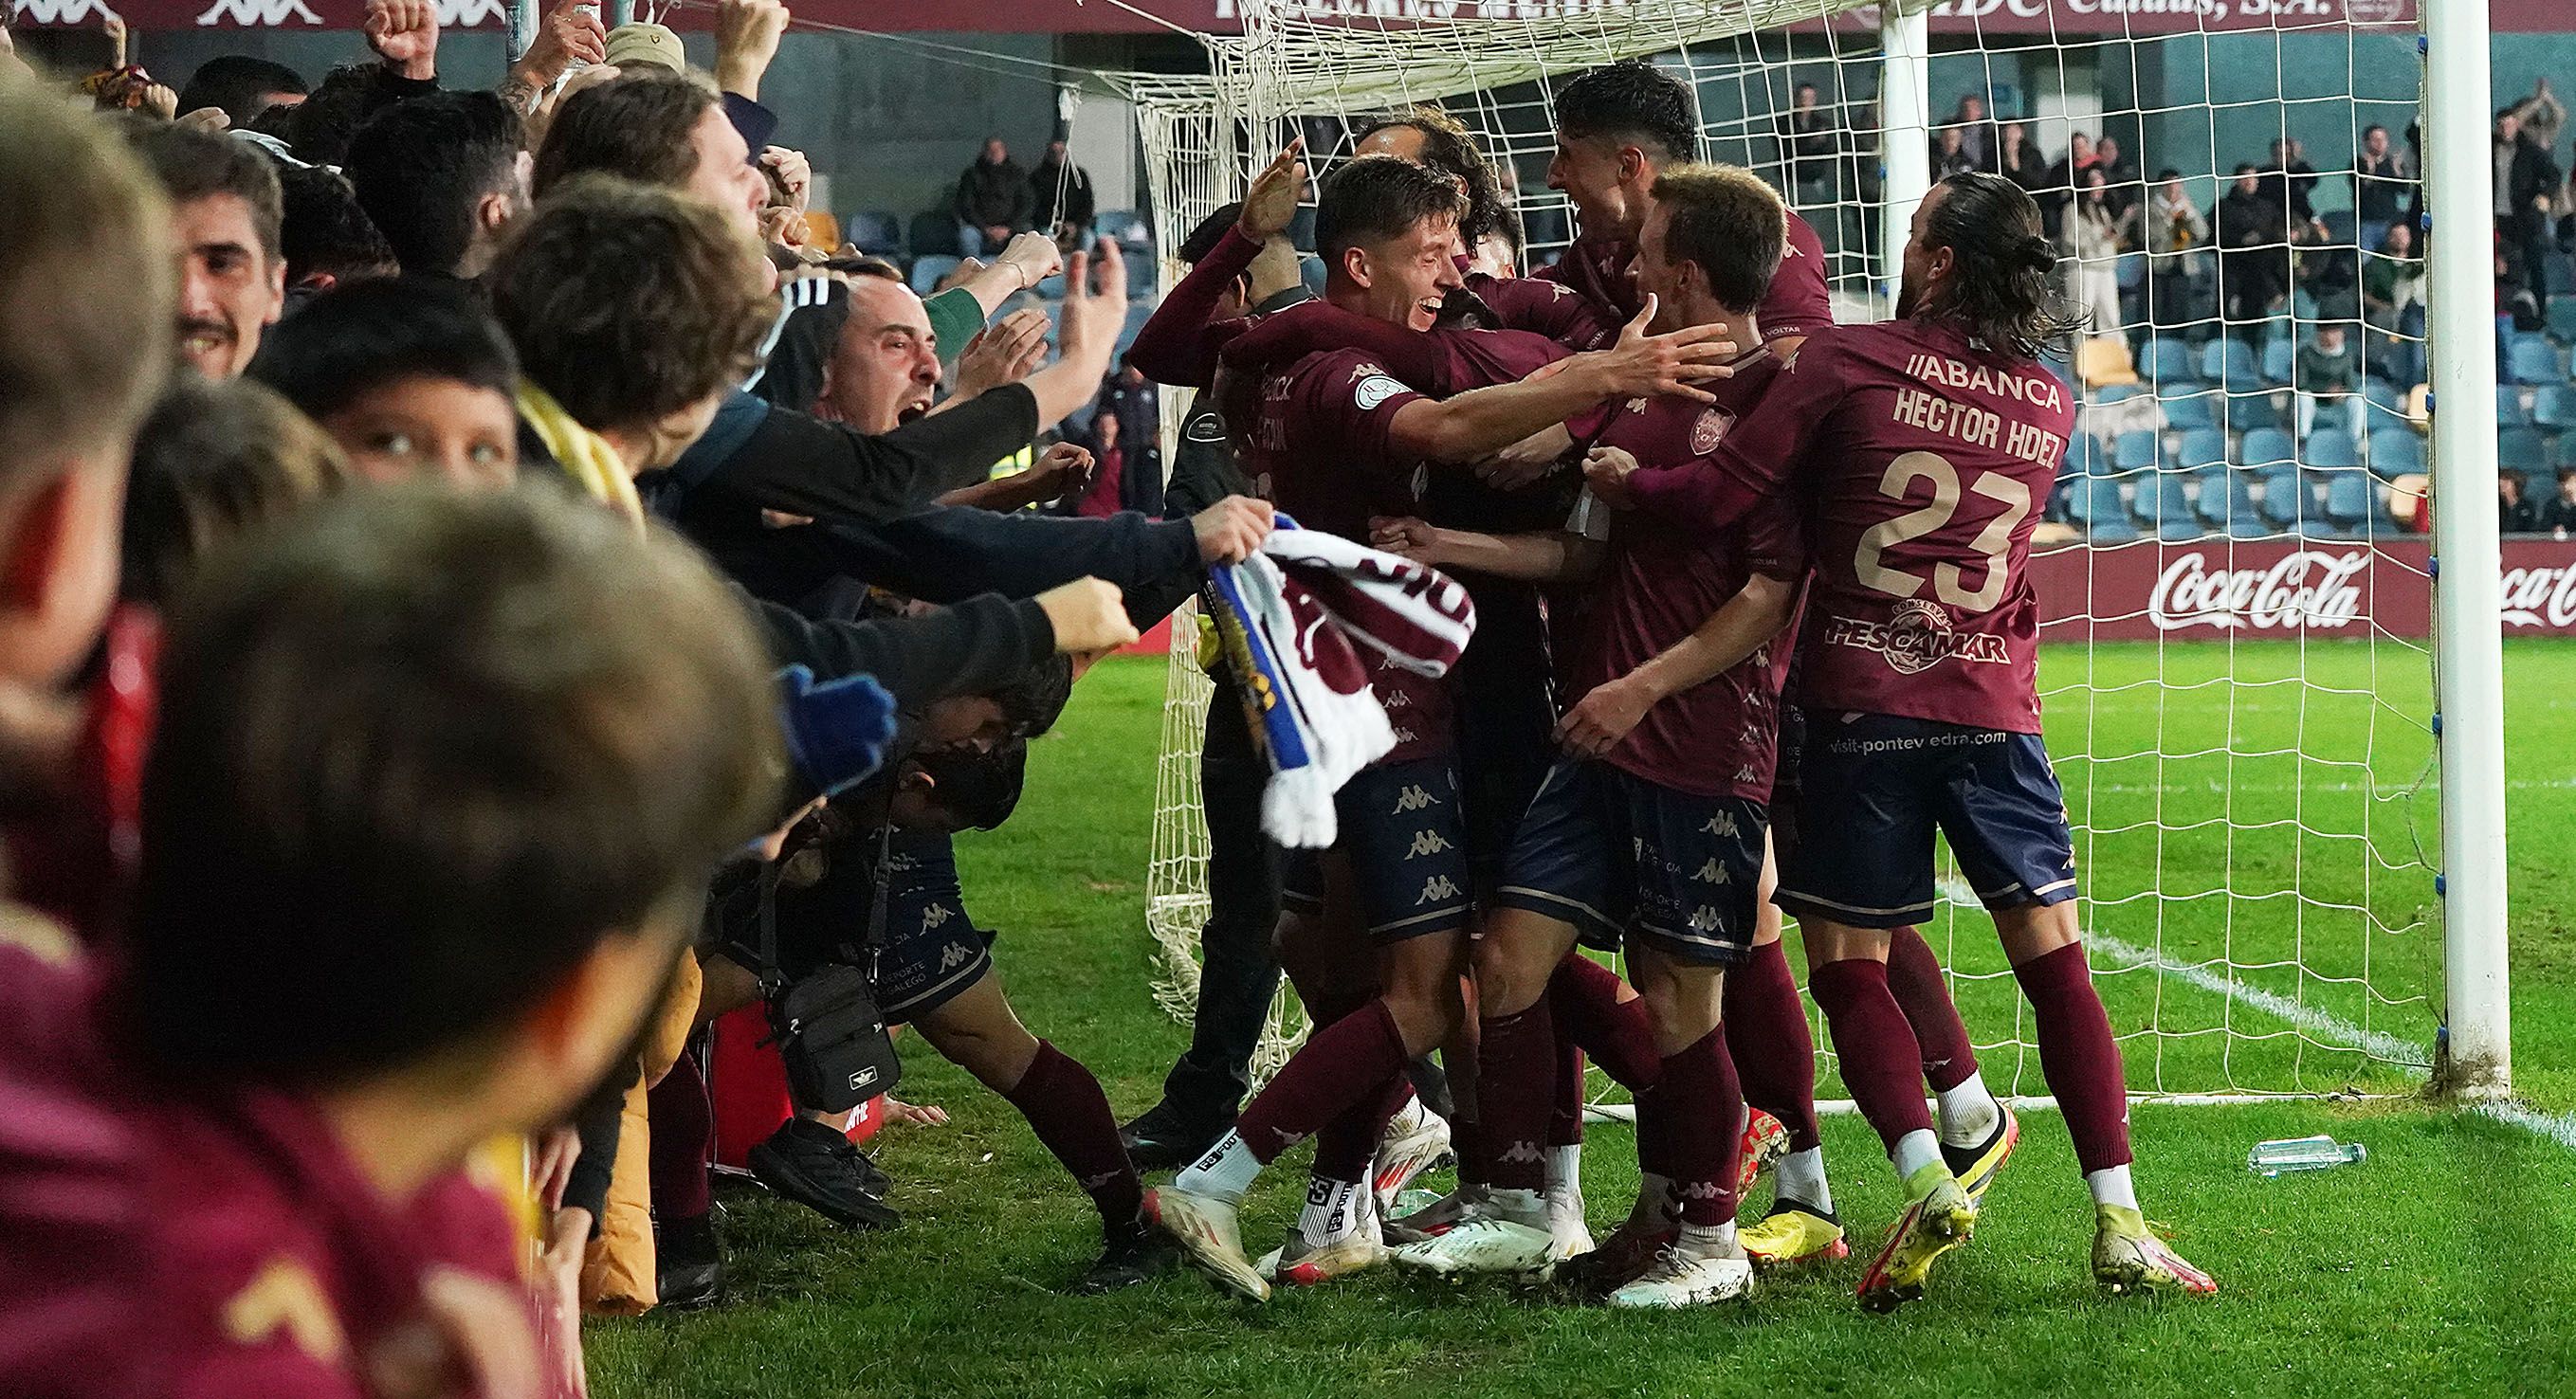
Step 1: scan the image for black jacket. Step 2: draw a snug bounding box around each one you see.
[1032,158,1096,232]
[955,156,1033,230]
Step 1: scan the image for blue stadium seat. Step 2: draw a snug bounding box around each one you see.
[2304,429,2361,473]
[2366,428,2423,475]
[2223,391,2283,432]
[841,210,903,256]
[2306,396,2352,434]
[2549,294,2576,345]
[907,254,961,295]
[2323,472,2389,536]
[2241,427,2296,469]
[2261,336,2294,386]
[1126,251,1159,299]
[2143,338,2196,386]
[2064,431,2107,481]
[2498,385,2531,426]
[2534,384,2576,433]
[2292,288,2322,324]
[2176,427,2230,471]
[2163,388,2219,430]
[2509,335,2566,386]
[2201,336,2259,389]
[2557,433,2576,470]
[2073,478,2140,541]
[2197,466,2266,538]
[2095,383,2145,407]
[2500,426,2550,473]
[2113,429,2161,474]
[1095,209,1153,246]
[2257,463,2317,532]
[2361,377,2404,424]
[2138,471,2202,541]
[1300,253,1328,298]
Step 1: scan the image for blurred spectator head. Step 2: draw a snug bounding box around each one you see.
[121,118,284,381]
[535,71,765,238]
[0,83,176,687]
[345,91,530,279]
[120,375,348,608]
[275,163,397,301]
[251,277,521,490]
[176,55,307,130]
[890,742,1027,833]
[2363,124,2389,155]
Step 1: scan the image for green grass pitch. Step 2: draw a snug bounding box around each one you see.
[591,640,2576,1398]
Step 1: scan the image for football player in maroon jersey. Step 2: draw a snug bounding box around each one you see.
[1591,170,2217,1307]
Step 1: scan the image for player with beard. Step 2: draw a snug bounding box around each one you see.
[1144,153,1742,1302]
[1589,171,2217,1308]
[1369,165,1800,1305]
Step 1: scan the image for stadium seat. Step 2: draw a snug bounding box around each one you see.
[1095,209,1153,246]
[2257,463,2317,532]
[2323,471,2389,536]
[842,210,902,256]
[2500,426,2550,473]
[2138,470,2202,541]
[2064,431,2108,481]
[2509,335,2566,386]
[2095,383,2144,407]
[2534,384,2576,433]
[2307,396,2352,434]
[2143,338,2196,387]
[2073,478,2140,541]
[2163,388,2219,430]
[2076,335,2139,388]
[2497,385,2531,426]
[2557,433,2576,470]
[2305,429,2361,473]
[2241,427,2296,469]
[2201,336,2259,389]
[2260,336,2294,386]
[2221,391,2283,433]
[2366,428,2424,475]
[2177,427,2230,471]
[2113,429,2160,474]
[1299,253,1328,298]
[1126,251,1159,299]
[2360,377,2404,425]
[907,210,956,257]
[2292,288,2322,324]
[907,254,961,295]
[2549,294,2576,345]
[2197,466,2266,538]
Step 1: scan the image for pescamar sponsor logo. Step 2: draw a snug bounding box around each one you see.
[1824,598,2010,673]
[2148,550,2367,631]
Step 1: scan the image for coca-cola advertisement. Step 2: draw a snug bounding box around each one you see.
[2030,537,2576,640]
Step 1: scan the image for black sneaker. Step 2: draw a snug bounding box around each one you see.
[655,1212,724,1310]
[747,1117,902,1230]
[1069,1218,1182,1294]
[1119,1100,1227,1173]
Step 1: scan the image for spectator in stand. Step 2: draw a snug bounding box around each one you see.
[1930,125,1976,180]
[273,163,397,310]
[2511,77,2565,162]
[175,54,308,130]
[1776,82,1839,196]
[2062,166,2124,336]
[2039,130,2101,240]
[2501,469,2543,534]
[2361,219,2424,371]
[1068,362,1162,518]
[2219,162,2292,330]
[1941,92,1997,172]
[2498,108,2561,298]
[1032,138,1097,245]
[956,136,1034,257]
[2298,220,2361,321]
[343,90,530,282]
[2541,467,2576,538]
[2353,123,2411,242]
[119,118,284,381]
[2126,169,2208,333]
[2269,136,2320,224]
[2293,322,2359,438]
[1996,120,2042,192]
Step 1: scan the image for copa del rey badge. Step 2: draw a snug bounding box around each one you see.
[1689,407,1735,456]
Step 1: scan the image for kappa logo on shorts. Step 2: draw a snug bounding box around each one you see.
[938,942,974,972]
[1497,1139,1545,1166]
[1701,809,1743,840]
[921,903,953,931]
[1405,828,1453,859]
[1392,784,1442,814]
[1415,874,1464,905]
[1687,906,1723,934]
[1694,858,1731,885]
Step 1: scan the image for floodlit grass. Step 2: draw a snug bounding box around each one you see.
[590,641,2576,1398]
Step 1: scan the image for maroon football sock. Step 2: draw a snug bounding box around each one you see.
[1473,998,1558,1192]
[1550,953,1661,1090]
[1807,958,1935,1154]
[1233,997,1411,1165]
[647,1050,713,1222]
[1722,939,1823,1154]
[1649,1027,1745,1228]
[1547,1034,1587,1148]
[1312,1074,1412,1183]
[1003,1040,1145,1232]
[1887,926,1980,1093]
[2013,943,2134,1174]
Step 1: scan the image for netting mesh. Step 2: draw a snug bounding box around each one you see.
[1122,0,2446,1102]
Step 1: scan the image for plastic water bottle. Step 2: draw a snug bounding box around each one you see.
[2247,1135,2366,1176]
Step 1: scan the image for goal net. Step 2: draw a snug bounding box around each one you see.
[1125,0,2464,1103]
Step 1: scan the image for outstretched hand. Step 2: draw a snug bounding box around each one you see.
[1236,138,1308,242]
[1585,296,1739,404]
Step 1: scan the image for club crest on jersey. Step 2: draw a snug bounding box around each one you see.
[1352,369,1409,411]
[1825,598,2010,674]
[1689,407,1735,456]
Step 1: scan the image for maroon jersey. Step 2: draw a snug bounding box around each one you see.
[1232,348,1455,760]
[1460,269,1618,351]
[0,935,526,1399]
[1625,319,2072,734]
[1576,351,1804,799]
[1534,209,1833,343]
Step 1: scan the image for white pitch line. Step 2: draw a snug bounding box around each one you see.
[2474,1101,2576,1154]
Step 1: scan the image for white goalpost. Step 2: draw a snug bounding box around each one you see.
[1120,0,2508,1105]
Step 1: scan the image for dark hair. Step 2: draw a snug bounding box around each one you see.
[250,62,409,169]
[2234,162,2259,176]
[126,484,781,1088]
[821,255,903,281]
[1649,164,1786,316]
[2558,467,2575,484]
[909,742,1027,831]
[1,82,175,473]
[177,55,309,130]
[251,276,519,421]
[2156,166,2183,182]
[1555,60,1698,166]
[277,164,397,290]
[994,653,1075,739]
[1356,105,1506,245]
[532,70,719,199]
[344,91,525,277]
[121,376,348,608]
[1917,172,2081,358]
[121,118,284,261]
[1180,202,1245,264]
[1316,154,1468,263]
[487,176,776,433]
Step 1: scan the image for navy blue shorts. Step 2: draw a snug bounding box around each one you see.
[870,831,994,1025]
[1772,711,2077,930]
[1489,758,1767,967]
[1281,755,1474,944]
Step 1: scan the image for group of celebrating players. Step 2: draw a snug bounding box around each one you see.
[1127,60,2219,1312]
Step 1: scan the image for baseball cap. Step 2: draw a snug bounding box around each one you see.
[601,23,686,75]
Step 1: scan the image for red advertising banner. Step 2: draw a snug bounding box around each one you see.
[2029,536,2576,642]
